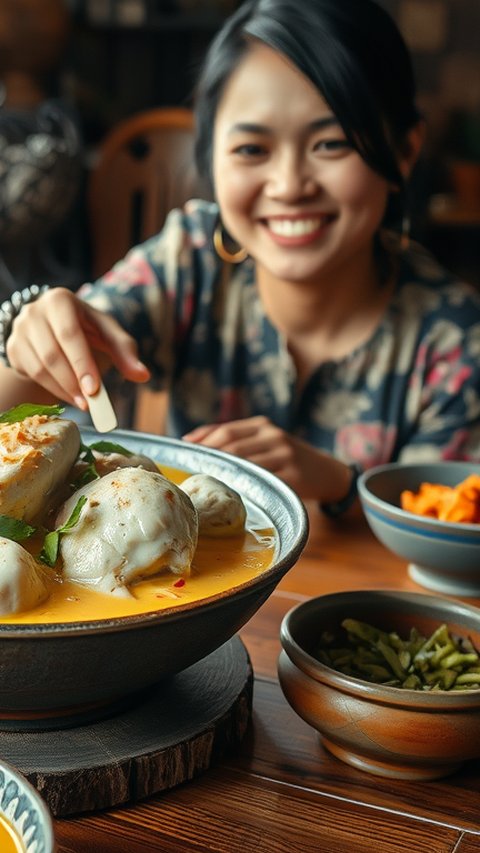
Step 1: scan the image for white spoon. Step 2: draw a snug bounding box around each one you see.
[86,381,118,433]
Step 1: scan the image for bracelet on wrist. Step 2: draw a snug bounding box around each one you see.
[0,284,50,365]
[319,462,362,518]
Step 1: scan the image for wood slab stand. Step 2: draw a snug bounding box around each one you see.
[0,636,253,817]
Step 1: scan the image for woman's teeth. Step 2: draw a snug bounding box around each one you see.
[267,218,325,236]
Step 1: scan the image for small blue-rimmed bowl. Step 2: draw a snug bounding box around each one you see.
[0,759,55,852]
[358,462,480,596]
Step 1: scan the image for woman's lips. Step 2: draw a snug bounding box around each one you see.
[262,215,334,246]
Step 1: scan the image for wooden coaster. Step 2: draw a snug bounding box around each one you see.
[0,636,253,817]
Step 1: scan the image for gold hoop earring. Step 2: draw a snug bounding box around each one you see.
[213,222,248,264]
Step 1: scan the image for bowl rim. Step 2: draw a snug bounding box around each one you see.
[0,757,55,852]
[358,462,480,535]
[0,428,309,637]
[280,589,480,708]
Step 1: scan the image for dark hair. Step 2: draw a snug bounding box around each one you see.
[194,0,420,194]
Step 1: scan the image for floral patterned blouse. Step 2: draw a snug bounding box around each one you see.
[80,198,480,470]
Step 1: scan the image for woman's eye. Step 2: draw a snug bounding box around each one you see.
[314,139,351,154]
[232,143,266,157]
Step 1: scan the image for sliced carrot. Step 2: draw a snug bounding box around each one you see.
[400,475,480,524]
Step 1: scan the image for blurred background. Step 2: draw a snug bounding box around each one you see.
[0,0,479,296]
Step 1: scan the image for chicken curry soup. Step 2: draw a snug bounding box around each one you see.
[2,465,276,625]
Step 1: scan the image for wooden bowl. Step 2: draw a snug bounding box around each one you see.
[0,429,308,729]
[0,758,55,852]
[278,590,480,780]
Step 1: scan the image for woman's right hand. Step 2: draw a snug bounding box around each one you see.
[6,287,150,409]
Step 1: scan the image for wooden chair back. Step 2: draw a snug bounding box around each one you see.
[88,107,204,278]
[88,107,207,432]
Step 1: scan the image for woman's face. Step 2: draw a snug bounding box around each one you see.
[212,42,392,285]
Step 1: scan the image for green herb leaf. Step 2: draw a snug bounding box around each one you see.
[57,495,88,534]
[39,495,87,567]
[88,440,134,457]
[39,531,60,567]
[0,514,37,542]
[71,462,100,489]
[0,403,65,424]
[79,442,96,463]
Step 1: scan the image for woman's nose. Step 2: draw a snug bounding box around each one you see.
[265,151,318,202]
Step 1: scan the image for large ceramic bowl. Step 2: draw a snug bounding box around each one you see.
[278,590,480,780]
[0,429,308,728]
[0,759,55,852]
[357,461,480,596]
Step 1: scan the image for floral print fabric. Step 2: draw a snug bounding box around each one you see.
[80,199,480,469]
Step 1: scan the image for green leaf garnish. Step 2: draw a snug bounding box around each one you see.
[39,495,87,567]
[58,496,88,533]
[0,514,37,542]
[88,440,134,457]
[0,403,65,424]
[79,441,96,463]
[40,531,60,568]
[71,462,100,489]
[69,443,99,490]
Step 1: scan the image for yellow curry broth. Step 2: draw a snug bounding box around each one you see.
[2,464,276,624]
[0,815,23,853]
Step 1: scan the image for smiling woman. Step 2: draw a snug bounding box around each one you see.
[212,42,393,288]
[1,0,480,517]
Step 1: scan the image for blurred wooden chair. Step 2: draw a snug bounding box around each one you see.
[88,106,207,432]
[88,106,203,277]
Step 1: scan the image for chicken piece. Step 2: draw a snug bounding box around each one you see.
[92,449,159,476]
[0,537,48,616]
[70,448,159,485]
[56,468,198,596]
[0,415,81,524]
[180,474,246,537]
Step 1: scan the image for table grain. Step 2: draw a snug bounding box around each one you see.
[53,504,480,852]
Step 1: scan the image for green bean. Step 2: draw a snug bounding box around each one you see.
[315,619,480,691]
[455,672,480,685]
[420,624,451,652]
[431,642,455,666]
[376,640,407,680]
[342,618,389,646]
[423,668,458,689]
[328,647,353,662]
[387,632,403,651]
[399,650,412,670]
[403,673,422,689]
[356,662,392,681]
[440,651,479,669]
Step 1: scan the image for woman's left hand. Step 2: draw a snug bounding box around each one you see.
[183,415,352,503]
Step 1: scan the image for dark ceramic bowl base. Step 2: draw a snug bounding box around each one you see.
[0,636,253,817]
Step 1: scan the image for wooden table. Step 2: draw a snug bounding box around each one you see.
[53,505,480,852]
